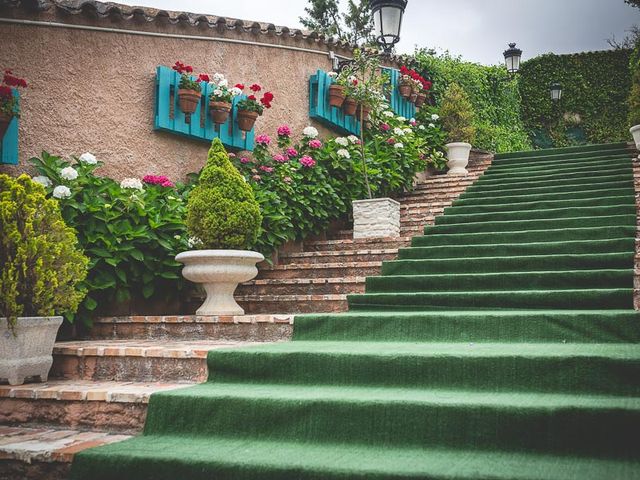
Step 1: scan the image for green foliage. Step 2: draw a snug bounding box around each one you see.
[30,152,192,325]
[187,139,262,250]
[518,49,632,147]
[343,49,390,110]
[178,74,202,93]
[0,174,88,331]
[300,0,373,46]
[411,50,532,153]
[628,40,640,127]
[440,83,476,144]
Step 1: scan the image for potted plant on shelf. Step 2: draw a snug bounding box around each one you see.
[172,61,208,124]
[235,83,274,132]
[176,138,263,316]
[0,69,27,138]
[1,174,88,385]
[628,62,640,150]
[208,73,242,125]
[398,66,413,99]
[440,82,476,176]
[327,71,347,108]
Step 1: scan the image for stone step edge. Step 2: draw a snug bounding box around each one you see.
[244,277,365,286]
[94,314,295,325]
[53,340,260,358]
[261,261,383,271]
[304,237,411,246]
[280,249,398,259]
[237,294,347,302]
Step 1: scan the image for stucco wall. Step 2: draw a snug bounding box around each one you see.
[0,7,353,180]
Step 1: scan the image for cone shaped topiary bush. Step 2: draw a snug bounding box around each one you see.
[186,138,262,250]
[440,82,476,144]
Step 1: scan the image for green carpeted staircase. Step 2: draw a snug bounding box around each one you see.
[71,142,640,480]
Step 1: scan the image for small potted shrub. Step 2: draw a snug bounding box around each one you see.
[208,73,242,125]
[0,69,27,138]
[629,65,640,149]
[440,83,476,176]
[172,61,208,124]
[1,174,88,385]
[177,138,263,315]
[327,71,347,108]
[236,83,274,132]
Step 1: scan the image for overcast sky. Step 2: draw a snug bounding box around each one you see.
[117,0,639,65]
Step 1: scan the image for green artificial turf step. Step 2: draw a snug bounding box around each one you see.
[447,195,634,215]
[455,186,635,205]
[484,154,632,177]
[488,151,633,170]
[493,142,628,160]
[476,166,633,187]
[463,174,633,195]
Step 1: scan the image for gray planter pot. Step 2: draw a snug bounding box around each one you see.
[0,316,63,385]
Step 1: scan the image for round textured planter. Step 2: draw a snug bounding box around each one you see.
[445,142,472,176]
[415,93,427,108]
[176,250,264,316]
[1,316,63,386]
[0,112,12,139]
[398,82,412,99]
[328,84,346,108]
[630,125,640,150]
[237,110,259,132]
[177,89,201,124]
[343,97,358,116]
[209,101,232,125]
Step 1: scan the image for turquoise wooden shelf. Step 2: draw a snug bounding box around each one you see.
[0,89,19,165]
[154,66,254,151]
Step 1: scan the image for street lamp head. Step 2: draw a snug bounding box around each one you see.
[503,42,523,74]
[550,82,563,102]
[370,0,408,54]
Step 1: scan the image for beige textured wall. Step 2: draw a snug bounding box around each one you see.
[0,13,348,181]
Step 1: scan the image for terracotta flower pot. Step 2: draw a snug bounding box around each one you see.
[209,101,232,125]
[415,92,428,108]
[177,89,201,124]
[398,82,412,99]
[328,84,346,108]
[343,97,358,116]
[357,105,371,123]
[237,109,259,132]
[0,112,12,138]
[409,93,418,104]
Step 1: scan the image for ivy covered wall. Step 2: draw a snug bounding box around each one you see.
[519,49,632,148]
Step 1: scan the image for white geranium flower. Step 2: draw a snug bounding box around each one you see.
[383,111,394,118]
[418,125,426,130]
[336,149,351,159]
[218,78,228,88]
[79,152,97,165]
[347,75,357,83]
[303,126,319,138]
[230,87,242,97]
[327,72,338,78]
[429,123,436,128]
[394,142,404,149]
[120,177,144,190]
[335,137,349,146]
[32,175,52,187]
[212,73,225,84]
[393,127,405,136]
[347,135,359,144]
[60,166,78,181]
[213,89,223,97]
[397,116,406,122]
[52,185,71,199]
[431,114,440,121]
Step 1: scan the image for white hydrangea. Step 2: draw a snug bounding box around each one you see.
[303,126,319,138]
[335,137,349,146]
[418,125,426,130]
[404,128,412,135]
[52,185,71,199]
[347,135,359,144]
[212,73,225,84]
[393,127,405,136]
[431,113,440,121]
[383,111,394,117]
[397,116,406,122]
[79,152,97,165]
[429,123,436,128]
[120,177,144,190]
[394,142,404,149]
[336,149,351,159]
[32,175,52,187]
[230,87,242,97]
[60,166,78,181]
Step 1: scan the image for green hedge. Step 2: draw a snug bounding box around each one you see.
[519,49,632,148]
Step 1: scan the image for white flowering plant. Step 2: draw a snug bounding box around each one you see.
[208,74,242,103]
[29,151,196,325]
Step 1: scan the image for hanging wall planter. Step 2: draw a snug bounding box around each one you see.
[237,109,259,132]
[409,92,418,104]
[398,81,412,99]
[209,101,232,125]
[343,97,358,116]
[177,89,201,124]
[328,84,346,108]
[415,92,427,108]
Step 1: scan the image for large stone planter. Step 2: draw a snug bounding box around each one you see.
[1,316,63,386]
[630,125,640,151]
[353,198,400,239]
[176,250,264,316]
[446,142,472,176]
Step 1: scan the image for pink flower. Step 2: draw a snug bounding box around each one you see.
[252,174,262,182]
[142,175,174,187]
[300,155,316,168]
[272,154,288,163]
[409,119,417,126]
[256,134,271,146]
[286,147,298,157]
[259,165,274,173]
[240,157,251,164]
[228,152,237,157]
[386,138,396,145]
[277,125,292,137]
[161,180,175,187]
[308,139,322,149]
[283,176,292,184]
[380,123,390,132]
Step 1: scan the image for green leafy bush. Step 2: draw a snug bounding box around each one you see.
[187,138,262,249]
[30,152,192,324]
[440,83,476,144]
[0,174,88,330]
[628,44,640,127]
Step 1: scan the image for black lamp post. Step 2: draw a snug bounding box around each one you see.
[503,43,523,75]
[370,0,408,54]
[550,82,563,102]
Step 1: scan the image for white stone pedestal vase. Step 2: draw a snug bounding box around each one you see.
[630,125,640,151]
[446,142,472,176]
[1,316,63,386]
[176,250,264,316]
[353,198,400,239]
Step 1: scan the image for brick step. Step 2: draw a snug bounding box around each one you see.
[87,315,293,341]
[400,201,452,210]
[237,294,348,314]
[51,340,260,383]
[400,187,473,198]
[327,229,354,240]
[413,178,478,190]
[238,277,365,296]
[0,426,130,480]
[0,380,187,434]
[257,261,382,279]
[303,237,411,252]
[279,249,398,265]
[400,218,436,228]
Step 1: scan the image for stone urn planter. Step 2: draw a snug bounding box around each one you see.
[209,101,232,125]
[353,198,401,240]
[343,97,358,116]
[1,316,63,385]
[176,250,264,316]
[237,110,259,132]
[446,142,472,176]
[630,125,640,150]
[0,112,12,138]
[177,89,201,124]
[328,84,346,108]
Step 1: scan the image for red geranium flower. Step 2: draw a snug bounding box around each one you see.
[261,92,274,102]
[0,85,12,99]
[198,73,210,82]
[235,83,245,90]
[185,65,193,73]
[249,83,262,92]
[248,95,257,101]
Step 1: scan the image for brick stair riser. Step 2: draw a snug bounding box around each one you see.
[278,251,398,265]
[237,281,365,296]
[304,239,411,252]
[258,265,381,279]
[413,179,478,191]
[239,298,348,314]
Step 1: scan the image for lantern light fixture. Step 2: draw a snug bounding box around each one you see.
[550,82,563,102]
[503,43,523,75]
[370,0,408,54]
